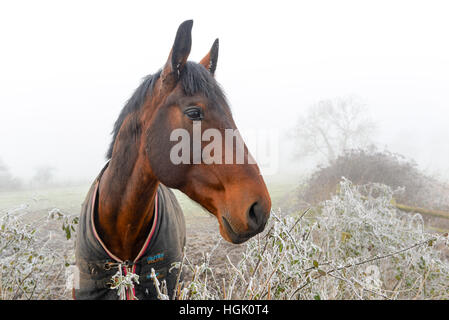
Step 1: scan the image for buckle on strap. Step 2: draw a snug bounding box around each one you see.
[104,260,134,271]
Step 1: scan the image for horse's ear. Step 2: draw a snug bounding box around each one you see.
[161,20,193,85]
[199,38,219,76]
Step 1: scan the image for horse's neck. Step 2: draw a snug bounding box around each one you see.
[95,153,159,261]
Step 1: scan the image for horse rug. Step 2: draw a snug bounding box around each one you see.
[73,163,186,300]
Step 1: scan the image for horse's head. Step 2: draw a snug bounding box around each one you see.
[142,20,271,244]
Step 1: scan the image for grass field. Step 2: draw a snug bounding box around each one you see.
[0,180,300,220]
[0,185,90,220]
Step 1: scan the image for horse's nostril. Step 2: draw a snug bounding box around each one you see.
[247,202,261,230]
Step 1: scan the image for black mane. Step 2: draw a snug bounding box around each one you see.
[106,62,227,159]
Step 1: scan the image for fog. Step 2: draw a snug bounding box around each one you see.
[1,0,448,184]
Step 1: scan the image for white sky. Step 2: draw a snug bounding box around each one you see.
[0,0,448,182]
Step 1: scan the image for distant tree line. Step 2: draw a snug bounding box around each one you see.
[0,158,23,191]
[0,158,55,191]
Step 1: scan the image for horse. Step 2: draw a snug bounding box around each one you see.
[73,20,271,300]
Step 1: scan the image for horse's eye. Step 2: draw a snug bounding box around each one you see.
[184,107,203,121]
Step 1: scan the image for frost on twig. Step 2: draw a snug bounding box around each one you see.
[150,268,169,300]
[109,265,139,300]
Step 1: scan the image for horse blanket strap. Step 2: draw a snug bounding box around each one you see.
[74,162,186,300]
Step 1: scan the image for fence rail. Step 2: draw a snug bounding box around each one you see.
[393,202,449,220]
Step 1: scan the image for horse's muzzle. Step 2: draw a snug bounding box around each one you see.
[221,201,269,244]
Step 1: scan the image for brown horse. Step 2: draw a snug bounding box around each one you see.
[74,20,271,300]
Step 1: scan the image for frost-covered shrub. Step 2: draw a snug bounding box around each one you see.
[0,207,76,299]
[171,179,449,300]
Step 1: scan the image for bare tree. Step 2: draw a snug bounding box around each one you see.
[293,96,377,164]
